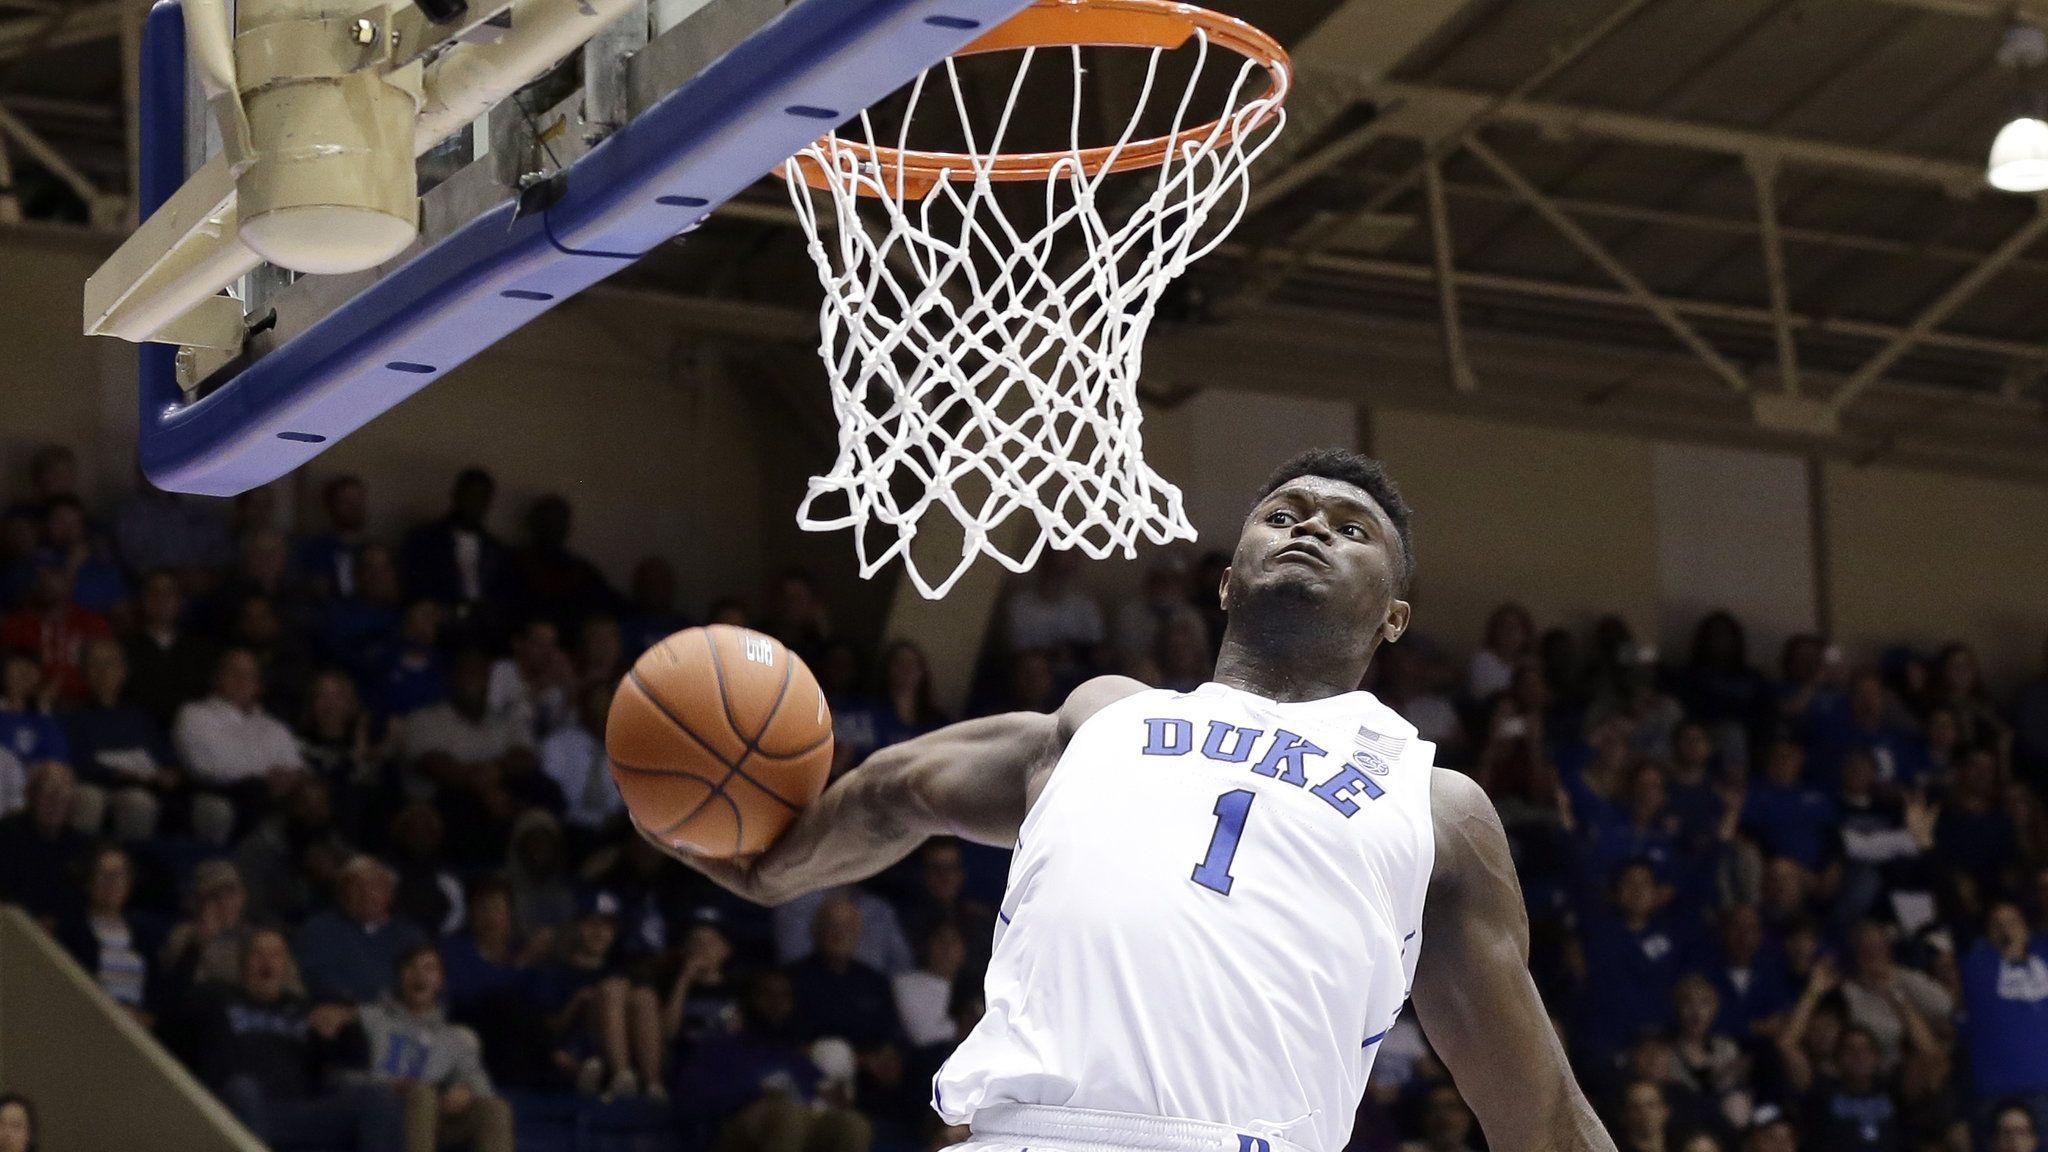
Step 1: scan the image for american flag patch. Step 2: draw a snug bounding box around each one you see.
[1355,726,1408,759]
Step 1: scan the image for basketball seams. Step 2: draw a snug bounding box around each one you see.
[622,667,810,822]
[702,627,754,752]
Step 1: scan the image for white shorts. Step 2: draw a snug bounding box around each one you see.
[960,1105,1319,1152]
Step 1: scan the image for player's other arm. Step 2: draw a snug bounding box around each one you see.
[1413,769,1616,1152]
[639,675,1146,906]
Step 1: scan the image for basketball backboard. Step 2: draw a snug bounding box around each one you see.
[85,0,1038,496]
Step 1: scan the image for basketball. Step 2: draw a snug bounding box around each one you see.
[606,625,834,858]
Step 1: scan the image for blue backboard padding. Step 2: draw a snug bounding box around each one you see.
[137,0,1037,495]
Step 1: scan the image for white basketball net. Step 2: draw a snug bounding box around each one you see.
[784,30,1286,598]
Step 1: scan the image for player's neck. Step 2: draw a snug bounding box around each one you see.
[1212,629,1370,704]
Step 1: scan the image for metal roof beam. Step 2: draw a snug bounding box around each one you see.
[1826,204,2048,413]
[1367,80,1991,195]
[0,3,123,60]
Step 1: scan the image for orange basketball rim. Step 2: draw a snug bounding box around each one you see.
[791,0,1292,198]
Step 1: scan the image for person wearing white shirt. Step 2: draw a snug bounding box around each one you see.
[173,648,304,843]
[894,921,968,1049]
[400,651,530,767]
[488,620,572,740]
[540,683,623,835]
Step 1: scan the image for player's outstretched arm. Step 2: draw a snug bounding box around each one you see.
[638,675,1147,906]
[1412,769,1616,1152]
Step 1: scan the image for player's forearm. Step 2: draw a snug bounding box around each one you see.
[679,754,929,906]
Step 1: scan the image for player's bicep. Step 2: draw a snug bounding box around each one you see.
[899,712,1059,846]
[1414,770,1607,1152]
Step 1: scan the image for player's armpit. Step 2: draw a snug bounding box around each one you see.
[1413,769,1617,1152]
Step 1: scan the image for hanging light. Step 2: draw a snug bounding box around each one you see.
[1989,24,2048,192]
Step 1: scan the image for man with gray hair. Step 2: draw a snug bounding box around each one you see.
[293,854,426,1004]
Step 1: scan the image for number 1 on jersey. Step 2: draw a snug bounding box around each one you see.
[1192,789,1256,896]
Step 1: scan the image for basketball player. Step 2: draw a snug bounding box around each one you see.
[639,449,1615,1152]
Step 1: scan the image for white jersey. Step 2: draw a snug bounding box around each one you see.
[935,682,1438,1152]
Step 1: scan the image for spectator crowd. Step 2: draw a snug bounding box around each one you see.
[0,441,2046,1152]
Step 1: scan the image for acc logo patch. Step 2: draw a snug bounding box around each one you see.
[1351,748,1393,777]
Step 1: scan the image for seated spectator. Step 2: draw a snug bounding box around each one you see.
[1839,921,1952,1074]
[572,613,627,699]
[488,619,573,741]
[511,494,617,632]
[1673,611,1769,763]
[897,840,995,955]
[1374,643,1464,757]
[176,647,305,844]
[1401,1084,1481,1152]
[235,776,354,925]
[1743,738,1836,873]
[621,556,689,658]
[389,801,462,935]
[1832,754,1934,928]
[774,884,916,976]
[893,921,967,1049]
[1813,672,1923,793]
[159,860,254,997]
[5,445,78,521]
[1671,974,1751,1128]
[673,970,872,1152]
[229,592,316,721]
[1613,1079,1674,1152]
[763,570,833,668]
[1703,905,1794,1041]
[64,638,175,840]
[0,761,87,919]
[121,571,215,727]
[297,669,386,830]
[0,1093,32,1152]
[112,484,231,583]
[369,601,448,718]
[293,855,427,1004]
[1780,1008,1917,1152]
[1,555,111,704]
[1110,552,1204,671]
[292,476,369,601]
[790,894,903,1053]
[1927,643,2009,756]
[508,808,577,936]
[1932,748,2016,915]
[1469,602,1533,705]
[399,650,529,767]
[0,650,68,768]
[1993,1101,2041,1152]
[195,928,404,1152]
[1777,635,1844,742]
[401,467,513,635]
[1003,551,1101,671]
[39,496,128,617]
[539,682,623,840]
[358,946,514,1152]
[318,543,402,675]
[527,890,665,1101]
[1153,610,1212,693]
[663,909,740,1049]
[442,875,555,1088]
[1959,904,2048,1119]
[57,843,158,1025]
[1575,861,1691,1062]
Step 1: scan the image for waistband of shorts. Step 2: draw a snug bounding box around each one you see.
[967,1104,1318,1152]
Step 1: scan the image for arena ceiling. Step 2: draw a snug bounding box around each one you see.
[8,0,2048,482]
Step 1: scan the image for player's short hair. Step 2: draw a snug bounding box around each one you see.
[1251,448,1415,591]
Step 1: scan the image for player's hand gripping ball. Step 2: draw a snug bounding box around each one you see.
[608,625,833,858]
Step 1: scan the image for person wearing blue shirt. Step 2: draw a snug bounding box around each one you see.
[1960,904,2048,1131]
[0,651,68,767]
[1743,737,1837,872]
[1574,860,1694,1062]
[1702,904,1795,1040]
[1810,671,1924,793]
[293,856,427,1005]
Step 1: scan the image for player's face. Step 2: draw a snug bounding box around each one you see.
[1225,477,1409,641]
